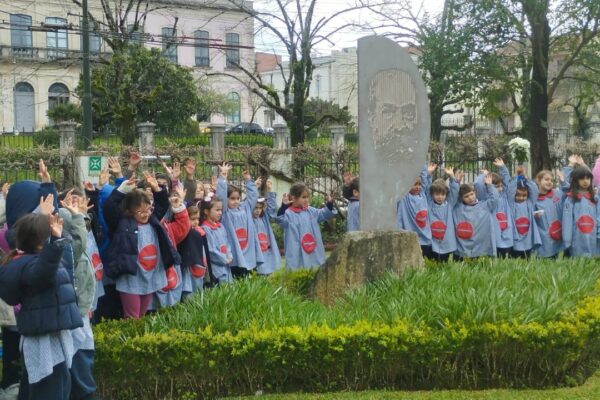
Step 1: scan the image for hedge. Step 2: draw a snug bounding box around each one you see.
[94,289,600,399]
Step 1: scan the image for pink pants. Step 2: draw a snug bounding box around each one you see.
[119,292,153,319]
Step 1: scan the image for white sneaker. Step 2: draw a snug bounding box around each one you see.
[0,384,19,400]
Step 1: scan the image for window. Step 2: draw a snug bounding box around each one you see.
[194,30,210,67]
[47,83,70,126]
[225,33,239,68]
[10,14,33,57]
[14,82,35,132]
[162,27,177,63]
[46,17,68,59]
[128,23,144,44]
[225,92,241,123]
[80,18,101,53]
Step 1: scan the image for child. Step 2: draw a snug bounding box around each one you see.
[562,166,600,257]
[453,173,499,258]
[397,164,434,257]
[506,166,541,258]
[178,204,213,297]
[0,213,82,400]
[253,179,281,275]
[200,195,234,284]
[475,159,514,257]
[534,169,565,258]
[217,163,263,278]
[342,172,360,232]
[275,182,337,270]
[103,173,181,319]
[427,167,461,261]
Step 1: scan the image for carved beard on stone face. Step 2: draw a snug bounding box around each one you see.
[367,69,419,162]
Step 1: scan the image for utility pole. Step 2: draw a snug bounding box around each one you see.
[81,0,92,149]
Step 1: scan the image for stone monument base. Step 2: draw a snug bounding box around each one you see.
[310,231,424,306]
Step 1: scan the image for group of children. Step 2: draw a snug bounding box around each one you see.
[0,153,338,399]
[390,154,600,260]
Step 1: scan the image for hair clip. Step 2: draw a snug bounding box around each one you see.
[257,197,266,203]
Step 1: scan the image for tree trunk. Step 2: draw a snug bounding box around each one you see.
[430,99,444,142]
[525,4,551,174]
[290,62,307,146]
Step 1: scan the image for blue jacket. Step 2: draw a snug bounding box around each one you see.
[0,237,83,336]
[103,188,181,279]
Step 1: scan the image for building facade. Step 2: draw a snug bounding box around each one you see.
[0,0,255,133]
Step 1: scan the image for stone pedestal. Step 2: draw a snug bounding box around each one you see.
[330,125,346,151]
[210,124,226,160]
[137,122,155,155]
[310,231,424,305]
[58,121,77,161]
[273,124,290,150]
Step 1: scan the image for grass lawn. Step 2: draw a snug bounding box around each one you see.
[234,371,600,399]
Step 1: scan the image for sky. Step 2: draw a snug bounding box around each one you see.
[254,0,446,57]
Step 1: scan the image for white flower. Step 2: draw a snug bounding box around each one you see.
[508,137,530,163]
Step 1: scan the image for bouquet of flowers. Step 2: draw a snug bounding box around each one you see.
[508,137,530,164]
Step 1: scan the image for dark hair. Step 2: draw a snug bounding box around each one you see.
[200,195,222,223]
[289,182,309,199]
[489,172,502,186]
[430,179,449,196]
[569,166,595,202]
[227,184,241,198]
[349,178,359,193]
[187,204,200,217]
[458,183,475,201]
[1,214,51,264]
[516,178,529,194]
[122,189,153,217]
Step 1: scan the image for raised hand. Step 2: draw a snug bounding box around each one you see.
[219,162,232,177]
[174,186,186,202]
[444,167,455,179]
[39,193,55,216]
[143,171,160,192]
[480,168,489,176]
[242,169,251,181]
[455,170,465,183]
[210,175,218,190]
[184,159,196,178]
[107,157,123,178]
[557,169,565,183]
[98,167,110,188]
[493,158,504,167]
[60,189,79,215]
[427,163,437,175]
[254,176,263,188]
[49,213,64,238]
[515,165,525,177]
[83,181,95,192]
[282,193,290,205]
[169,193,183,209]
[171,161,181,181]
[484,173,493,185]
[568,154,578,167]
[38,159,51,183]
[266,179,273,192]
[77,195,93,215]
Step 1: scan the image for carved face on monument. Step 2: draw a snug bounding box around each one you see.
[367,69,418,162]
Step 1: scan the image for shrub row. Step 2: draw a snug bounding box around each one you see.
[94,293,600,399]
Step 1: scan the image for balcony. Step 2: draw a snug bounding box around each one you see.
[0,45,110,63]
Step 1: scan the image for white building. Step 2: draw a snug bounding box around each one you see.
[0,0,255,133]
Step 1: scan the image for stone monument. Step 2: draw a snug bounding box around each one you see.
[311,36,430,305]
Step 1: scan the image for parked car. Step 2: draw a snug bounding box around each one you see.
[225,122,265,134]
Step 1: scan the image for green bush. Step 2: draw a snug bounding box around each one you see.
[32,127,60,147]
[94,259,600,398]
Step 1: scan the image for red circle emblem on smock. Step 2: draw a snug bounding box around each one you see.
[430,220,447,240]
[456,221,473,240]
[162,267,179,291]
[577,215,595,234]
[301,233,317,253]
[236,228,248,250]
[258,232,270,252]
[190,264,206,278]
[91,253,103,281]
[515,217,530,235]
[138,245,158,271]
[219,244,228,254]
[496,212,508,231]
[415,210,428,229]
[549,220,562,241]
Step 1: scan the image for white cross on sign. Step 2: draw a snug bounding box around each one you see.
[89,156,102,176]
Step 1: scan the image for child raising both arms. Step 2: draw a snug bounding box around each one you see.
[253,178,281,276]
[275,182,337,271]
[200,195,234,284]
[427,167,462,261]
[453,172,499,259]
[534,169,565,258]
[506,164,541,258]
